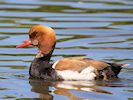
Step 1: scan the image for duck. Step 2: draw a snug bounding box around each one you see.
[16,25,129,81]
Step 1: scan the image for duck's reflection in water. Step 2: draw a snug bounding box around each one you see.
[29,79,112,100]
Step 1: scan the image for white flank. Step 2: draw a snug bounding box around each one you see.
[52,60,59,69]
[56,66,96,81]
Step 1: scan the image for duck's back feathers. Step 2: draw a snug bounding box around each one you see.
[52,57,110,72]
[52,57,129,80]
[52,57,111,80]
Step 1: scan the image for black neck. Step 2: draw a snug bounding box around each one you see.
[36,42,56,62]
[29,43,56,78]
[38,52,52,63]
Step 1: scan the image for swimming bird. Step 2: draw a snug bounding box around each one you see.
[16,25,129,80]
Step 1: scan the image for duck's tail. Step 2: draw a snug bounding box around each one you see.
[121,64,130,68]
[107,63,130,77]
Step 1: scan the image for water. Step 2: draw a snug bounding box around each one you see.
[0,0,133,99]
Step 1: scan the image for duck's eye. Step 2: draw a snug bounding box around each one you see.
[29,31,38,39]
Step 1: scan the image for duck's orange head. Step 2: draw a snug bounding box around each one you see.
[16,25,56,55]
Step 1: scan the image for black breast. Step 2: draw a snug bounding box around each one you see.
[29,58,59,80]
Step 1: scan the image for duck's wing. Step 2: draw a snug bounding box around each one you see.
[52,57,110,72]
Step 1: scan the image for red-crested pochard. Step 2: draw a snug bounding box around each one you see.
[16,25,129,80]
